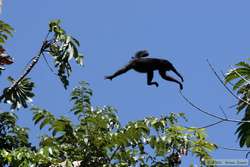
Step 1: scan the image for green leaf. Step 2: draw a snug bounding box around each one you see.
[70,81,92,117]
[46,20,84,89]
[0,77,35,110]
[0,20,14,44]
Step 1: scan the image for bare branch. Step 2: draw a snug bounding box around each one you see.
[219,106,228,119]
[42,52,56,75]
[184,120,224,129]
[218,146,250,152]
[197,120,224,129]
[179,90,250,123]
[110,146,120,162]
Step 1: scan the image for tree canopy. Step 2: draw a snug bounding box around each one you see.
[0,20,218,167]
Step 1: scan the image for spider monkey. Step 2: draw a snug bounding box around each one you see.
[105,50,184,90]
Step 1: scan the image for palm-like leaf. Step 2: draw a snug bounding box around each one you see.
[0,20,14,44]
[225,61,250,90]
[0,77,34,109]
[225,60,250,147]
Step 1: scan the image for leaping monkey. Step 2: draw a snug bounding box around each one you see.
[105,50,184,90]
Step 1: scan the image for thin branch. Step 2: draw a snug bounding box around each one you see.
[218,146,250,159]
[184,120,224,129]
[246,152,250,158]
[179,90,225,120]
[42,53,56,75]
[7,32,50,91]
[228,103,238,109]
[109,146,120,162]
[207,60,250,105]
[197,120,224,129]
[218,146,250,152]
[219,106,228,119]
[179,90,250,123]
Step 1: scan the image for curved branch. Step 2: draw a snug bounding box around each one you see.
[218,146,250,152]
[179,90,250,123]
[198,120,224,129]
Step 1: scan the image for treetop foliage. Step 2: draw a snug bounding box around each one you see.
[0,19,83,110]
[0,19,218,167]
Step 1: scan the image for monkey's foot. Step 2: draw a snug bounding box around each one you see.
[148,82,159,87]
[179,83,183,90]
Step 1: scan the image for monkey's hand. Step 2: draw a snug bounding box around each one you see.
[105,75,113,80]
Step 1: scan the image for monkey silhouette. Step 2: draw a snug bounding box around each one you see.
[105,50,184,90]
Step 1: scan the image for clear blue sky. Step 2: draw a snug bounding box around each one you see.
[2,0,250,166]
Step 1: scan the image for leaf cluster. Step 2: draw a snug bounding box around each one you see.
[0,77,34,109]
[0,19,216,167]
[0,82,216,167]
[0,20,83,110]
[225,61,250,147]
[48,20,83,89]
[0,20,13,44]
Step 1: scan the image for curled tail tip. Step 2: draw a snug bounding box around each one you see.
[179,85,183,91]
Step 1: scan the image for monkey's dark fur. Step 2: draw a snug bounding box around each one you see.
[105,50,184,90]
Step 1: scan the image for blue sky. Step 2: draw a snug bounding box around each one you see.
[2,0,250,166]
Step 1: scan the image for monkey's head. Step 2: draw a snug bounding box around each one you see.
[132,50,149,59]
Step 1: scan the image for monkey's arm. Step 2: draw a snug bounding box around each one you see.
[105,63,133,80]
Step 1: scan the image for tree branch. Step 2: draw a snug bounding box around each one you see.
[42,52,56,75]
[110,145,120,161]
[7,32,50,91]
[197,120,224,129]
[218,146,250,152]
[179,90,250,123]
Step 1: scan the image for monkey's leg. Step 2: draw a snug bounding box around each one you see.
[171,66,184,82]
[159,70,183,90]
[147,71,159,87]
